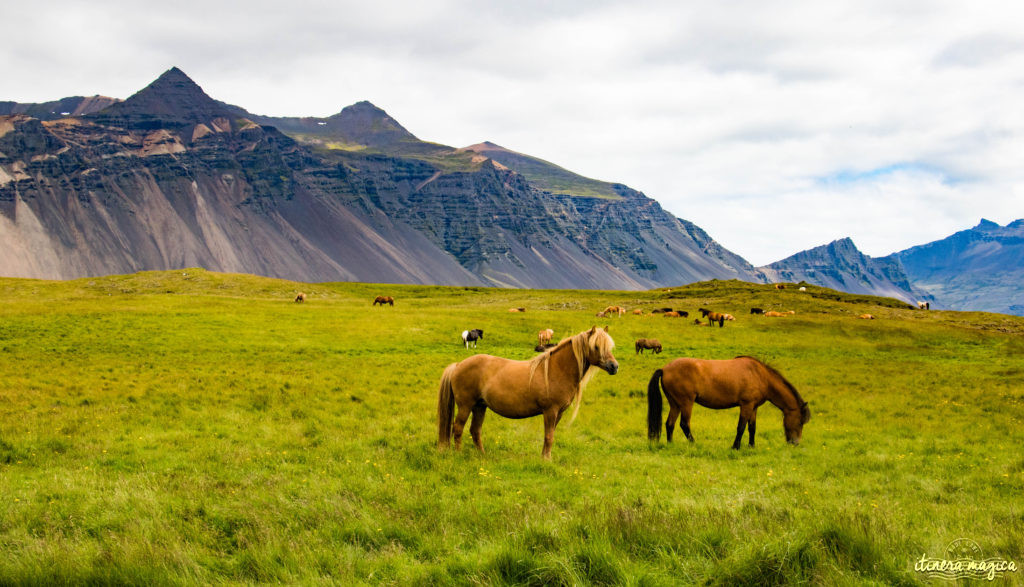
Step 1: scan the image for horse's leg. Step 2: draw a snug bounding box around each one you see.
[541,409,559,460]
[452,402,472,450]
[732,413,748,450]
[733,405,755,449]
[665,399,680,442]
[469,404,487,453]
[680,401,695,442]
[747,408,757,447]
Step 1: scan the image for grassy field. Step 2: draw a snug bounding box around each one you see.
[0,270,1022,585]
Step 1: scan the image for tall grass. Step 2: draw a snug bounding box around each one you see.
[0,270,1021,584]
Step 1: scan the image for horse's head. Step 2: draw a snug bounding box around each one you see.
[585,326,618,375]
[784,400,811,445]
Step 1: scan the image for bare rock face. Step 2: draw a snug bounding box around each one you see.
[759,238,930,306]
[0,67,764,289]
[887,219,1024,315]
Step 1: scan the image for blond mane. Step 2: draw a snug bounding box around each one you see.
[528,327,613,425]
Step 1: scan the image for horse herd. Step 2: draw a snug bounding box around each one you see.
[299,292,813,459]
[437,322,812,460]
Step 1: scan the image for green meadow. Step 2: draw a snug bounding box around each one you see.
[1,269,1022,585]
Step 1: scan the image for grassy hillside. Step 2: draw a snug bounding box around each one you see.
[1,270,1021,584]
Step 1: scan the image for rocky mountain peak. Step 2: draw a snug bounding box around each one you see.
[89,67,234,129]
[324,100,416,147]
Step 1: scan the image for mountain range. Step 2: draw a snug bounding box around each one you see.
[1,67,1019,314]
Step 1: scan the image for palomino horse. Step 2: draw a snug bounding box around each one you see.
[438,326,618,459]
[373,295,394,306]
[647,357,810,449]
[537,328,554,346]
[294,292,307,303]
[596,305,626,318]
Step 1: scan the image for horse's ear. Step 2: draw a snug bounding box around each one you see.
[589,326,596,335]
[604,324,610,333]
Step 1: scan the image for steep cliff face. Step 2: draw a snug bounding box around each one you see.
[0,72,480,284]
[888,219,1024,315]
[0,67,763,289]
[760,238,929,305]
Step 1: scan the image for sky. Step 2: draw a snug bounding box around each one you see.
[5,0,1022,266]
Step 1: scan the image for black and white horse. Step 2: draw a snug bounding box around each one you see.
[461,329,484,349]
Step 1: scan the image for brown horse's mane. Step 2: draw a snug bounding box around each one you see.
[528,328,612,425]
[736,356,810,424]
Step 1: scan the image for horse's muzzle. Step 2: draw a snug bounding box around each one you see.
[603,361,619,375]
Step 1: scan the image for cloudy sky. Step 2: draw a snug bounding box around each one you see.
[5,0,1022,265]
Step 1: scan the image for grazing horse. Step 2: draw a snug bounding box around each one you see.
[775,284,786,290]
[647,357,810,449]
[373,295,394,306]
[438,326,618,459]
[917,301,930,310]
[600,305,626,318]
[858,314,876,320]
[508,308,526,313]
[632,309,644,315]
[461,329,484,349]
[294,292,307,303]
[635,338,663,354]
[663,311,681,318]
[538,329,554,346]
[750,307,764,315]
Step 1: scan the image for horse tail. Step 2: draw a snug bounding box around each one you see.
[437,363,458,449]
[647,368,664,440]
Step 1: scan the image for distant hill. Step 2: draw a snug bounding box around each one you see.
[759,238,929,306]
[0,95,119,119]
[886,219,1024,316]
[0,67,764,289]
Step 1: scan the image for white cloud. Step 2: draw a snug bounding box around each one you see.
[3,0,1022,266]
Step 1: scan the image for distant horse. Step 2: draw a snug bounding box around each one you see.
[538,329,554,346]
[508,308,526,313]
[534,343,557,352]
[438,326,618,459]
[462,329,484,349]
[858,314,876,320]
[723,314,735,321]
[917,301,930,310]
[635,338,662,354]
[775,284,786,290]
[651,308,673,314]
[294,292,307,303]
[700,309,725,327]
[663,311,681,318]
[373,295,394,306]
[750,308,764,315]
[647,357,810,449]
[599,305,626,318]
[764,311,793,317]
[632,309,644,315]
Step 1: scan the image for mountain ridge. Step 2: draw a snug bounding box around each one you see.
[0,67,765,290]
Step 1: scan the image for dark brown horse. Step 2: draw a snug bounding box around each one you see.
[647,357,809,449]
[438,327,618,459]
[373,295,394,306]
